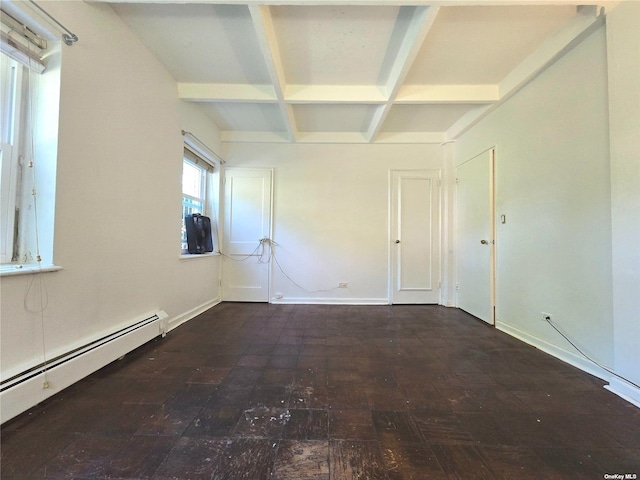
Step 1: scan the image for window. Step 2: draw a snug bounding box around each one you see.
[181,151,209,252]
[0,53,25,264]
[180,143,219,254]
[0,8,61,273]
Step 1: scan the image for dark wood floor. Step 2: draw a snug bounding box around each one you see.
[2,303,639,479]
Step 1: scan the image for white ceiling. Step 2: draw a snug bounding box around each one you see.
[107,0,608,144]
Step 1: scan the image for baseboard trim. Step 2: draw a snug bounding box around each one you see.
[168,297,221,332]
[496,321,640,409]
[495,320,612,382]
[605,378,640,409]
[270,297,390,305]
[1,311,166,424]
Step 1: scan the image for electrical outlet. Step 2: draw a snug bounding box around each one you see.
[541,312,553,323]
[338,282,348,288]
[455,283,460,291]
[275,293,283,299]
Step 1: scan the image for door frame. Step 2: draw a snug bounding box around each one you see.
[388,169,442,305]
[221,166,274,302]
[454,147,496,324]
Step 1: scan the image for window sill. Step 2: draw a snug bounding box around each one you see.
[179,252,220,261]
[0,263,63,277]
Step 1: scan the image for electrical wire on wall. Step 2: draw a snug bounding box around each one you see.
[543,315,640,390]
[20,38,51,389]
[219,237,340,294]
[268,239,339,294]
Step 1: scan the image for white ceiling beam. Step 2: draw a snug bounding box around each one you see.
[380,6,440,100]
[178,83,277,103]
[220,131,290,143]
[221,130,445,144]
[222,131,370,144]
[446,5,604,139]
[499,5,603,99]
[178,83,500,104]
[285,85,387,104]
[296,132,370,144]
[396,84,499,104]
[248,5,298,142]
[375,132,445,144]
[366,5,439,142]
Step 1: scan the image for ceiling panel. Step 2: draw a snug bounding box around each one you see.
[271,5,401,86]
[293,104,378,132]
[201,103,286,132]
[114,4,271,84]
[382,104,482,132]
[405,6,578,85]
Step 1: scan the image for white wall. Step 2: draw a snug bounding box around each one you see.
[454,26,614,375]
[0,1,222,415]
[223,143,444,304]
[606,2,640,404]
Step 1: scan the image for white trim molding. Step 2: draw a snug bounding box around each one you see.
[0,311,167,423]
[496,321,612,382]
[0,264,62,277]
[605,378,640,409]
[270,297,390,305]
[168,297,222,332]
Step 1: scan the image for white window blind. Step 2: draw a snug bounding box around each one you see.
[184,146,214,173]
[0,10,46,73]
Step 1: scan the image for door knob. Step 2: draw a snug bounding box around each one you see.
[480,239,488,245]
[395,240,401,244]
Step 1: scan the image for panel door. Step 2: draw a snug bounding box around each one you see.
[456,149,495,324]
[390,170,441,304]
[222,167,273,302]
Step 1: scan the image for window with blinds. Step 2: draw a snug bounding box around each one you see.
[181,147,216,253]
[0,8,60,270]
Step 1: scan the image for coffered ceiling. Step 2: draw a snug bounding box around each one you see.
[105,0,609,144]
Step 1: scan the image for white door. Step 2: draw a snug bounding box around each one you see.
[222,168,273,302]
[456,149,495,324]
[390,170,441,304]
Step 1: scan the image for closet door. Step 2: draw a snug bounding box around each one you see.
[456,149,495,324]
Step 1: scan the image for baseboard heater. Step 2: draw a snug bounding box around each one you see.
[0,311,168,424]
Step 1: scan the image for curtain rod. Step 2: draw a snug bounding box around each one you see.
[28,0,78,46]
[182,130,225,164]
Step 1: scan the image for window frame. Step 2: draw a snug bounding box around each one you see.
[1,52,30,265]
[180,142,220,256]
[1,9,40,267]
[0,8,62,277]
[181,155,209,253]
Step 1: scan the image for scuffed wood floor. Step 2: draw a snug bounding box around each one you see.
[2,303,640,479]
